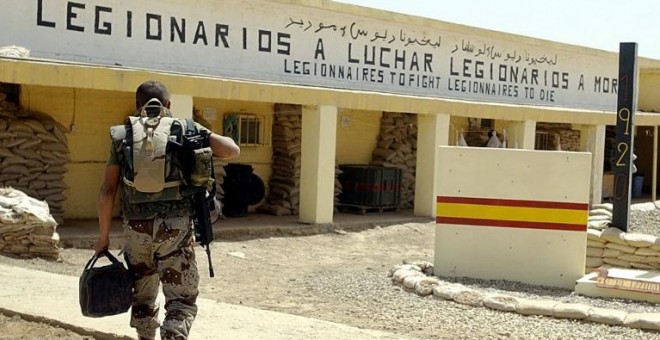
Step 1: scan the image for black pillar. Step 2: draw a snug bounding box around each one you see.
[612,42,639,232]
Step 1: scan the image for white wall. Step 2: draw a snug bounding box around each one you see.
[434,147,591,289]
[2,0,620,111]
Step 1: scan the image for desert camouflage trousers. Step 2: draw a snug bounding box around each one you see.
[122,216,200,340]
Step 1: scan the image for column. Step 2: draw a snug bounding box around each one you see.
[520,120,536,149]
[414,113,450,217]
[585,125,606,204]
[169,94,194,119]
[299,105,338,224]
[507,120,536,149]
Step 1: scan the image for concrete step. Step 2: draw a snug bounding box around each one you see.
[575,266,660,304]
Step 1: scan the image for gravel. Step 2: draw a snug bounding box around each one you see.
[304,206,660,340]
[1,205,659,339]
[305,270,658,340]
[630,206,660,236]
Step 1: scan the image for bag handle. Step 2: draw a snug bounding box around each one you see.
[84,249,120,271]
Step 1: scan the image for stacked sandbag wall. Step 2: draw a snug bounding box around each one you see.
[586,204,660,273]
[463,128,491,147]
[536,122,581,151]
[334,164,342,211]
[370,112,417,208]
[586,228,660,273]
[259,104,302,216]
[0,92,69,223]
[0,188,60,260]
[213,158,227,217]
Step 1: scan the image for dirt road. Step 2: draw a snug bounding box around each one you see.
[1,221,658,339]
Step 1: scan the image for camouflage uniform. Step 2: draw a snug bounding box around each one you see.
[108,120,211,340]
[123,216,199,340]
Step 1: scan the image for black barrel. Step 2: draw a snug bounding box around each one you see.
[221,163,253,217]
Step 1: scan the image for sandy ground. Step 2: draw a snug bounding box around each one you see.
[0,222,433,339]
[0,313,93,339]
[1,221,658,339]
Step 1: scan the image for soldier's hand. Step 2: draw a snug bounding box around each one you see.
[93,236,109,256]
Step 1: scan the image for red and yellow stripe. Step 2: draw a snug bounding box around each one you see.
[436,196,588,232]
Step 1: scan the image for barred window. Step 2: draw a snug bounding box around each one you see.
[223,114,270,146]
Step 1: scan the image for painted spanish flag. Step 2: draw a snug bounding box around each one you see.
[436,196,588,232]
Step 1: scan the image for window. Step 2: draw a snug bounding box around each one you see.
[0,83,19,104]
[223,114,269,146]
[535,131,551,150]
[480,118,494,129]
[239,116,261,145]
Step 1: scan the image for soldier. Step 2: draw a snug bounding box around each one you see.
[94,81,240,340]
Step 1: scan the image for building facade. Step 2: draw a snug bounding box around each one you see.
[0,0,659,223]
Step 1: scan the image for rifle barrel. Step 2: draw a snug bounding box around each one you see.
[206,246,214,278]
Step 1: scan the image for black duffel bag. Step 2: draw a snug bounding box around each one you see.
[79,249,133,317]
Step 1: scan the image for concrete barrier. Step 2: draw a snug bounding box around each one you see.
[434,147,591,289]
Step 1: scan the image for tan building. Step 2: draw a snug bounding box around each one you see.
[0,0,659,224]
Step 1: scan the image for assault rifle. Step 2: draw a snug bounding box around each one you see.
[193,188,215,278]
[178,129,216,278]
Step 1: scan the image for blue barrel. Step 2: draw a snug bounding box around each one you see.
[632,175,644,198]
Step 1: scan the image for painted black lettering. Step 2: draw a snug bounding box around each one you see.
[242,27,247,50]
[498,65,507,82]
[284,59,291,74]
[364,45,375,66]
[277,32,290,55]
[462,59,472,77]
[37,0,56,28]
[146,13,162,40]
[552,72,560,88]
[380,47,390,68]
[193,21,207,45]
[475,61,484,78]
[578,74,585,91]
[67,2,85,32]
[284,59,295,73]
[171,17,186,43]
[94,6,112,35]
[449,57,459,76]
[258,30,271,52]
[594,77,602,92]
[520,68,529,84]
[409,53,419,72]
[347,43,359,63]
[127,11,133,38]
[509,66,518,83]
[394,50,405,70]
[424,53,433,72]
[215,24,229,48]
[603,78,610,93]
[314,38,325,60]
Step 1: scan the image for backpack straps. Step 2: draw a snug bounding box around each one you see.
[109,119,134,181]
[184,118,197,136]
